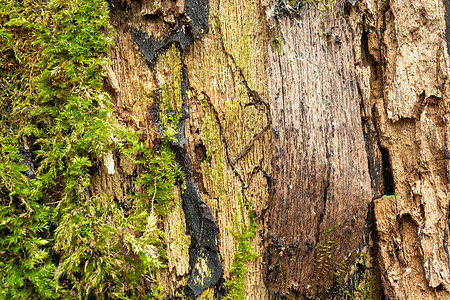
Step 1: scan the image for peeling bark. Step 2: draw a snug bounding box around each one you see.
[352,0,450,298]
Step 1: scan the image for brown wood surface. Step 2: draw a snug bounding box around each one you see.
[266,2,372,296]
[352,0,450,298]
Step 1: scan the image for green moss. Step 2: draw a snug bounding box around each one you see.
[0,0,182,298]
[0,0,113,297]
[343,257,381,300]
[157,44,183,137]
[271,36,282,55]
[335,249,355,285]
[307,223,343,299]
[224,194,258,299]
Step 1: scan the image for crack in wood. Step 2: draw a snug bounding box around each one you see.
[207,0,272,208]
[242,158,270,188]
[231,123,271,166]
[214,0,271,119]
[198,90,270,190]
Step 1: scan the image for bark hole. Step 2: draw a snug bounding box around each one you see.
[380,147,395,195]
[194,144,207,164]
[143,14,160,20]
[360,25,372,63]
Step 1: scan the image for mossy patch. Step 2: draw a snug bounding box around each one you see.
[271,36,283,55]
[0,0,182,298]
[224,194,258,299]
[156,44,183,134]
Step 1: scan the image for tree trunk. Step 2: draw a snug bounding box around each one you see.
[99,0,450,298]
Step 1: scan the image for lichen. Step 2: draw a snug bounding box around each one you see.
[197,288,216,300]
[220,0,268,98]
[271,36,283,55]
[166,199,190,276]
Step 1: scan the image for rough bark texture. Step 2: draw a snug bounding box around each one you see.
[350,0,450,298]
[100,0,271,298]
[183,0,272,298]
[99,0,450,298]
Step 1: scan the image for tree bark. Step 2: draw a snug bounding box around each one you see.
[102,0,450,298]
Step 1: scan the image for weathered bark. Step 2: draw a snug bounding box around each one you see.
[101,0,271,298]
[354,0,450,298]
[100,0,450,298]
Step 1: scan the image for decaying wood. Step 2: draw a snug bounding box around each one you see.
[183,0,272,297]
[99,0,450,298]
[99,0,272,298]
[96,1,194,296]
[266,1,372,296]
[352,0,450,298]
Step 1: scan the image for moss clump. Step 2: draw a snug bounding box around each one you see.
[224,194,258,299]
[0,0,181,298]
[271,36,283,55]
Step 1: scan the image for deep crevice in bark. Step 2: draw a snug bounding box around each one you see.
[361,116,383,200]
[316,180,330,242]
[171,65,223,297]
[444,0,450,55]
[380,147,394,195]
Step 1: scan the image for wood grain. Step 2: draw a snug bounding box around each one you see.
[266,3,372,295]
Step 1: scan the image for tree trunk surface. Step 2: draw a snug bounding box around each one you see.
[102,0,450,299]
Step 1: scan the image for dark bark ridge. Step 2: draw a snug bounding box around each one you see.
[443,0,450,181]
[444,0,450,56]
[172,67,223,297]
[126,0,222,296]
[129,0,209,64]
